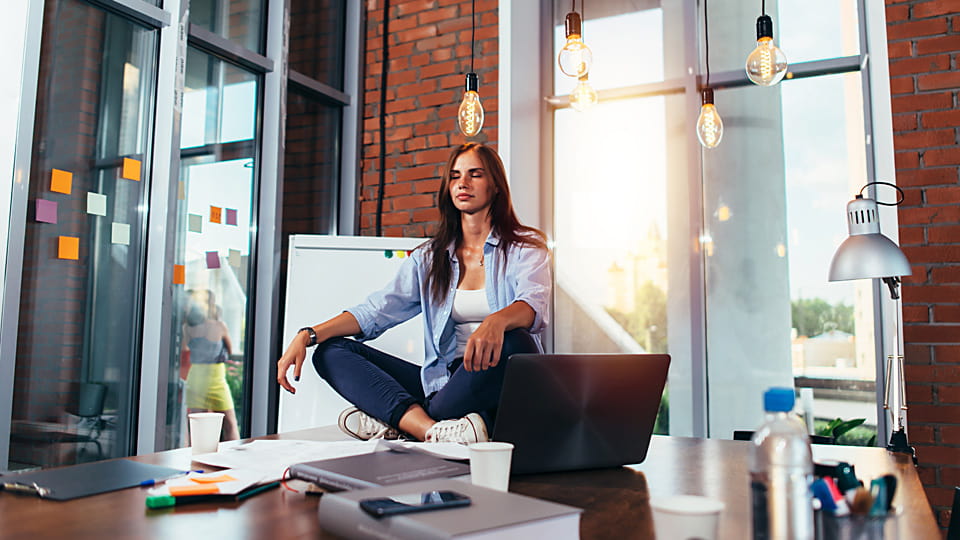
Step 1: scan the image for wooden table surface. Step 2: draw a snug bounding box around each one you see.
[0,430,940,539]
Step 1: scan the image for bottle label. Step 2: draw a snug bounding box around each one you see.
[752,480,769,540]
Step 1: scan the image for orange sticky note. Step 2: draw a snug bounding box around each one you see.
[58,236,79,260]
[51,169,72,194]
[189,474,237,484]
[173,264,185,285]
[210,206,222,224]
[122,158,141,181]
[169,484,221,497]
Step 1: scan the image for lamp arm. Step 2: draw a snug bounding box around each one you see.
[882,276,901,300]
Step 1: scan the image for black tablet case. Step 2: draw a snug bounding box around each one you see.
[0,459,183,501]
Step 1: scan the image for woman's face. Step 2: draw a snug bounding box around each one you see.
[448,150,496,216]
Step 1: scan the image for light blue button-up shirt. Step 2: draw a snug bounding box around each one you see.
[347,232,551,394]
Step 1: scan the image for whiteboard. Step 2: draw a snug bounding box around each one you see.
[278,235,426,432]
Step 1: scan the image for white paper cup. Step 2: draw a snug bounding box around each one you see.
[188,412,224,455]
[469,442,514,492]
[650,495,725,540]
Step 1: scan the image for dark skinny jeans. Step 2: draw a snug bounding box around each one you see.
[312,329,539,430]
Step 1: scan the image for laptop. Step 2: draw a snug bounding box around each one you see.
[492,353,670,475]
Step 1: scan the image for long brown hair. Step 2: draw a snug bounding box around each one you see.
[427,143,547,304]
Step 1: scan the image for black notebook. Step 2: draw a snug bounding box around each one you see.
[0,459,184,501]
[289,449,470,491]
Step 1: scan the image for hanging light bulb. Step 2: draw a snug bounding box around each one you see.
[458,73,484,137]
[745,14,787,86]
[697,88,723,149]
[569,74,598,112]
[558,11,593,78]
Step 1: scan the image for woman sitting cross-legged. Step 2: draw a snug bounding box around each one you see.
[276,143,551,444]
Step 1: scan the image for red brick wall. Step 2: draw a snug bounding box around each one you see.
[359,0,499,238]
[886,0,960,530]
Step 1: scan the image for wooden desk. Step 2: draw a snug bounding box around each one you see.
[0,431,939,539]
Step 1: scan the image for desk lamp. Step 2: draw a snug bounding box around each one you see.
[828,182,916,463]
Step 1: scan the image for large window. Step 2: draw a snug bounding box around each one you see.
[7,0,158,469]
[549,0,882,442]
[164,47,261,449]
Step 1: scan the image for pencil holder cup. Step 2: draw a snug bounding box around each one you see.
[816,508,900,540]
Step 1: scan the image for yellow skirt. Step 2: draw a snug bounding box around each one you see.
[185,363,235,411]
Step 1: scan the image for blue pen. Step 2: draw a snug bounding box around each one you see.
[140,470,204,487]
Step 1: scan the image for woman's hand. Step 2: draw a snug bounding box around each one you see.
[463,301,536,372]
[463,316,507,372]
[277,331,311,393]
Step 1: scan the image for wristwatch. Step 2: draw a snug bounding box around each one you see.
[298,326,318,347]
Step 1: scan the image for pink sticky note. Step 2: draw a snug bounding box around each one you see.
[36,199,58,224]
[205,251,221,269]
[225,208,238,226]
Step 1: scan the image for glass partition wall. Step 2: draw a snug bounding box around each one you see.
[1,0,355,470]
[6,1,158,469]
[549,0,883,443]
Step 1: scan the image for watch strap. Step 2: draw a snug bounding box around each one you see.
[298,326,318,347]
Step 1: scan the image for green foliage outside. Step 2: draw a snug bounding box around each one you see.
[654,388,669,435]
[791,298,854,337]
[815,418,877,446]
[225,358,244,428]
[607,280,668,353]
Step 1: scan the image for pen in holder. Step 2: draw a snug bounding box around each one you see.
[815,506,901,540]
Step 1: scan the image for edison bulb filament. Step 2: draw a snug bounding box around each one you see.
[697,103,723,149]
[746,37,788,86]
[458,91,484,137]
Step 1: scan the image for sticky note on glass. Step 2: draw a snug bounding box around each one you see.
[206,251,220,269]
[36,199,57,223]
[58,236,79,260]
[173,264,185,285]
[188,214,203,233]
[51,169,72,194]
[122,158,141,181]
[228,249,241,267]
[112,223,130,245]
[87,192,107,216]
[210,206,222,224]
[225,208,238,226]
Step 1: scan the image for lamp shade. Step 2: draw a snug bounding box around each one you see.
[828,195,911,281]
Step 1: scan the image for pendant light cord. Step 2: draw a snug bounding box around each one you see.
[704,0,710,87]
[761,0,765,15]
[376,0,390,236]
[470,0,475,73]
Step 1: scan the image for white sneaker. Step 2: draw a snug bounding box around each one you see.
[424,413,489,444]
[338,407,400,440]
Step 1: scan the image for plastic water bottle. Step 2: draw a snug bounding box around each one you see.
[750,387,814,540]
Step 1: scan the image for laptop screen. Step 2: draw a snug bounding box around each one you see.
[492,353,670,475]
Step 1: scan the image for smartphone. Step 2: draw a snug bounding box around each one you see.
[358,490,471,518]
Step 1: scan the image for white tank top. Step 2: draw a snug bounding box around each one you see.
[451,288,491,358]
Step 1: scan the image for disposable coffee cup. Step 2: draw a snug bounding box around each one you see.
[469,442,514,492]
[650,495,724,540]
[188,412,224,455]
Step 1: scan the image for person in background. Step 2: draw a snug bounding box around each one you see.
[277,143,551,444]
[183,289,240,441]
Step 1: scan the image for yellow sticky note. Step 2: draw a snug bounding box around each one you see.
[122,158,141,181]
[58,236,79,260]
[51,169,72,194]
[210,206,222,224]
[173,264,185,285]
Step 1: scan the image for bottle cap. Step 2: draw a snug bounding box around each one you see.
[836,462,861,492]
[763,387,795,412]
